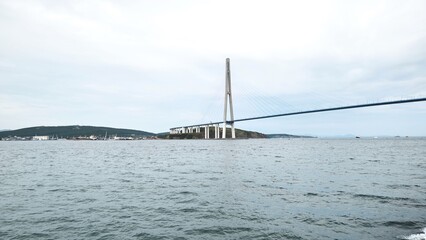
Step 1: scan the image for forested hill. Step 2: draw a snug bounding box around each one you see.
[0,125,155,138]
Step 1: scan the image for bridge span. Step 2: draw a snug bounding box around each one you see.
[170,59,426,139]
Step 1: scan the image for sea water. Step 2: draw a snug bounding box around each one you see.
[0,138,425,239]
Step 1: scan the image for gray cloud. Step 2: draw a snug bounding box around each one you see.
[0,0,425,135]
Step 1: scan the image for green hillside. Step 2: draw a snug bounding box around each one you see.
[0,125,155,139]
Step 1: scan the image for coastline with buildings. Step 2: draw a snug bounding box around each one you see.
[0,135,160,141]
[0,125,156,141]
[0,125,314,141]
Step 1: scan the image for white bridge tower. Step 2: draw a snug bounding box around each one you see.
[222,58,236,139]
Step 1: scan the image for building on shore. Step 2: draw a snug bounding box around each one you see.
[32,136,49,141]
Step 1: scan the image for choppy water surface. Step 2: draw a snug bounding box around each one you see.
[0,138,425,239]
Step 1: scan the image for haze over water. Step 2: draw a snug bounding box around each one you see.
[1,138,425,239]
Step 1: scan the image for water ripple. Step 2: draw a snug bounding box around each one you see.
[0,139,424,239]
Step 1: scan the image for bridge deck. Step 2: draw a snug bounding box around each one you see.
[171,97,426,130]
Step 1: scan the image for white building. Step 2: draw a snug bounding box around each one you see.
[33,136,49,140]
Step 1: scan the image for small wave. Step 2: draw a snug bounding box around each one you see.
[185,226,252,235]
[383,221,420,229]
[368,159,380,162]
[48,188,68,192]
[179,207,198,213]
[387,184,420,189]
[31,233,50,238]
[401,227,426,240]
[304,192,319,197]
[176,198,196,204]
[76,198,97,203]
[178,191,198,196]
[133,232,166,239]
[253,232,303,239]
[353,194,410,201]
[300,216,347,227]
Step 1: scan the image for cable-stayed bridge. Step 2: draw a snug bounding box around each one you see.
[170,58,426,139]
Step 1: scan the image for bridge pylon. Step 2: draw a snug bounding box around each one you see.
[222,58,236,139]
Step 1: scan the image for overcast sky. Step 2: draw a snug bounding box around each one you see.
[1,0,425,136]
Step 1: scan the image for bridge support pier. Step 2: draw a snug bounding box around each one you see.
[204,125,210,139]
[214,124,219,139]
[229,124,235,138]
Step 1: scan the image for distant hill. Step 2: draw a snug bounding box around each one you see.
[266,133,315,138]
[0,125,155,139]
